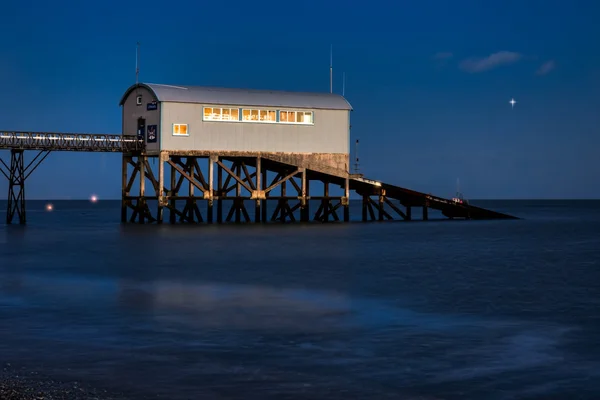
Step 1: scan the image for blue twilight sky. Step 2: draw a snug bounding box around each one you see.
[0,0,598,200]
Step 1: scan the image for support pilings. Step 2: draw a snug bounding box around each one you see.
[358,188,420,222]
[0,149,51,224]
[120,153,351,225]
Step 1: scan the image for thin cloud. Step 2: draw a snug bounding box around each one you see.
[433,52,453,60]
[459,51,522,73]
[536,60,556,76]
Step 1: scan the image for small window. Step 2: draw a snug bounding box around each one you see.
[301,111,313,124]
[136,95,142,106]
[173,124,188,136]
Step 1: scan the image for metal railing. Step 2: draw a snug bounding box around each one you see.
[0,131,143,152]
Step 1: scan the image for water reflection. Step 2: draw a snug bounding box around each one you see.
[120,279,353,332]
[0,271,354,333]
[1,269,597,399]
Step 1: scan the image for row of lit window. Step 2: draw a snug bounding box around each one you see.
[203,107,314,124]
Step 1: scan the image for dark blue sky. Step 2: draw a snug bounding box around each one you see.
[1,0,598,199]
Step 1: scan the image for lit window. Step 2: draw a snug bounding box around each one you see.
[280,111,296,123]
[301,111,313,124]
[279,110,313,125]
[222,108,231,120]
[204,107,240,121]
[173,124,188,136]
[242,109,259,121]
[202,106,313,125]
[258,110,276,122]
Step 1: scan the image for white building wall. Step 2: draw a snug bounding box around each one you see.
[159,102,349,155]
[121,86,161,153]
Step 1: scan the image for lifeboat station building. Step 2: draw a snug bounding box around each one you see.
[117,82,355,224]
[119,83,353,176]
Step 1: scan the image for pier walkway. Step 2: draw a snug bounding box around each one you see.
[0,131,141,152]
[1,130,518,224]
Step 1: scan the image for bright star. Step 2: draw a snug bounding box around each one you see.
[509,98,517,109]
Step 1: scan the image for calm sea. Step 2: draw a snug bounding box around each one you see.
[1,199,599,399]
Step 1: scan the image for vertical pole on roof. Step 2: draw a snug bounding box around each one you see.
[136,42,140,85]
[330,44,333,93]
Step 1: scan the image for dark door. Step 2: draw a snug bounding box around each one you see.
[137,117,146,140]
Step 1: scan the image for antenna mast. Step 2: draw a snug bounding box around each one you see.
[354,139,360,174]
[136,42,140,85]
[342,72,346,97]
[329,44,333,93]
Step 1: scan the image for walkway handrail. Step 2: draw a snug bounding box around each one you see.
[0,131,143,152]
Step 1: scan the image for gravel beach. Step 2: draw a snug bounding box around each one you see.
[1,365,126,400]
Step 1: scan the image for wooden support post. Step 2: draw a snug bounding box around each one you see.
[379,193,384,221]
[157,152,165,223]
[323,181,329,223]
[188,157,195,223]
[170,156,176,224]
[255,157,261,223]
[406,206,412,221]
[423,206,428,221]
[344,178,350,222]
[207,156,214,223]
[305,176,310,222]
[139,155,145,224]
[261,168,268,223]
[121,154,128,223]
[362,194,368,221]
[281,178,287,223]
[301,169,308,222]
[235,163,241,223]
[217,160,222,223]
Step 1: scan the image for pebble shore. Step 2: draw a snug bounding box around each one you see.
[1,364,125,400]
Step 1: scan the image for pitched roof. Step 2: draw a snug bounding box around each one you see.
[119,83,353,111]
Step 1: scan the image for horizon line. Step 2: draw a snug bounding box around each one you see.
[6,198,600,202]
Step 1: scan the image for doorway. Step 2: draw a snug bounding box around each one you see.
[137,117,146,140]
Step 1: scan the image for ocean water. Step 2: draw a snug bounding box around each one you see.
[1,199,599,399]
